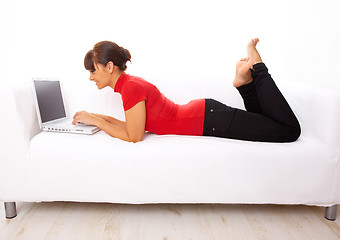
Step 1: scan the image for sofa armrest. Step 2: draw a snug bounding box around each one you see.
[0,83,40,201]
[1,83,41,143]
[280,83,340,148]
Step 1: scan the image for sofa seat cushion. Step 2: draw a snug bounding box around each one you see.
[30,131,335,205]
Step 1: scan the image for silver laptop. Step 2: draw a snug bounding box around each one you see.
[32,78,100,135]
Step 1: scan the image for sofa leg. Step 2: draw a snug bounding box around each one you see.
[324,205,337,221]
[4,202,17,219]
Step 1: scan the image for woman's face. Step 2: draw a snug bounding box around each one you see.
[89,63,111,89]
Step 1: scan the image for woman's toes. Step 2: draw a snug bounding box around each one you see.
[240,57,250,62]
[248,38,260,48]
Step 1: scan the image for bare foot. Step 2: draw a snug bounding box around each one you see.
[247,38,262,67]
[233,57,254,88]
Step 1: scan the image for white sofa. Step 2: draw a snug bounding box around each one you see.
[1,78,340,221]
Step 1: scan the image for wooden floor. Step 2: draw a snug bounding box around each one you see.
[0,202,339,240]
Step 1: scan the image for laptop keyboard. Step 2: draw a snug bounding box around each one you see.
[45,119,87,132]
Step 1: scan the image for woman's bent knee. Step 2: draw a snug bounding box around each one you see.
[284,126,301,143]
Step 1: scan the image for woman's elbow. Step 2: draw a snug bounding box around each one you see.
[126,126,145,143]
[127,134,144,143]
[129,138,142,143]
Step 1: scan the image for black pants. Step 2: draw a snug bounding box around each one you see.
[203,63,301,142]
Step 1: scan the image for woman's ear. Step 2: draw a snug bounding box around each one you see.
[107,61,114,73]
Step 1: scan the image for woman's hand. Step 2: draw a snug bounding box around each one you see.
[72,111,99,126]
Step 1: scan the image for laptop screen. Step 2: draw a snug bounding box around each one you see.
[33,80,66,123]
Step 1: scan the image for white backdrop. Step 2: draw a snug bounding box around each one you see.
[1,0,340,90]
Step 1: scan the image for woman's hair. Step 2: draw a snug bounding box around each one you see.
[84,41,131,72]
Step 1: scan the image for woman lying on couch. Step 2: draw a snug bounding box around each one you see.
[72,38,301,143]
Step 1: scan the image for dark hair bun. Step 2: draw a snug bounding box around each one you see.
[120,47,131,62]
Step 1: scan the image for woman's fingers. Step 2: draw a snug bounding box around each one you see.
[72,111,82,124]
[72,111,92,125]
[72,116,79,125]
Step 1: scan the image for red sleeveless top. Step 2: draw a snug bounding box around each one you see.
[114,73,205,136]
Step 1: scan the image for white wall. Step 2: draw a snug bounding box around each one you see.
[2,0,340,90]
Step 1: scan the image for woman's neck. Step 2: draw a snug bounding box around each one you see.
[109,71,124,89]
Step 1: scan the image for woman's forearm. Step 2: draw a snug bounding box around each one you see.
[92,113,126,129]
[95,118,133,142]
[73,111,133,142]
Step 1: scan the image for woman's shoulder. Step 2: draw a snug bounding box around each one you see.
[126,74,147,82]
[124,74,156,89]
